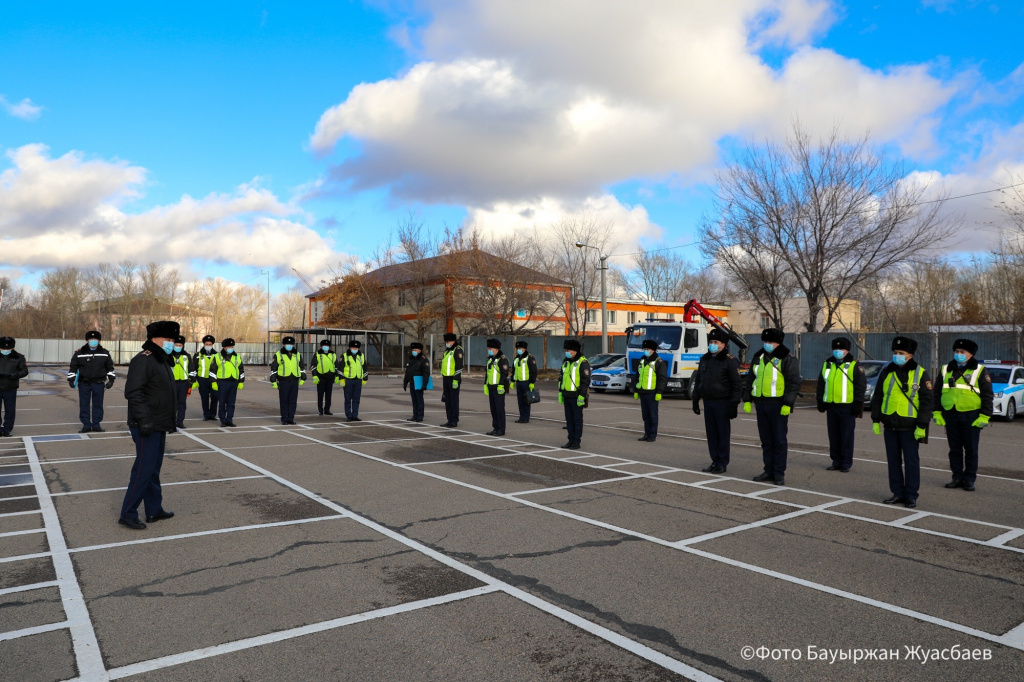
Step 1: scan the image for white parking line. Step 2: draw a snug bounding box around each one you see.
[48,475,266,497]
[0,579,60,596]
[0,620,71,643]
[673,500,848,547]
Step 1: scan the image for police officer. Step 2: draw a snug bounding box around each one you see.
[341,340,368,422]
[210,338,244,427]
[483,339,510,435]
[743,328,800,486]
[633,339,667,442]
[68,330,116,433]
[169,335,193,431]
[271,336,306,425]
[870,336,934,509]
[193,335,220,421]
[816,338,866,472]
[559,339,590,450]
[439,333,463,427]
[403,342,430,422]
[933,338,992,492]
[311,339,340,416]
[512,340,538,424]
[0,337,29,437]
[120,320,179,530]
[691,330,742,470]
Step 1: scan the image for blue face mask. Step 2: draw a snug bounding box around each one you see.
[173,346,183,353]
[565,351,573,359]
[707,343,720,354]
[644,349,654,357]
[954,353,967,365]
[411,350,419,357]
[284,344,294,352]
[161,341,175,354]
[350,348,358,354]
[322,346,330,352]
[225,348,235,354]
[88,339,99,348]
[763,343,775,353]
[0,350,10,356]
[204,344,214,352]
[892,354,907,366]
[488,349,495,356]
[516,349,524,355]
[833,349,846,360]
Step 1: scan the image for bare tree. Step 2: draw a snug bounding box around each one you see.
[542,212,617,335]
[37,267,89,338]
[272,289,308,330]
[702,124,958,332]
[622,248,737,303]
[859,260,962,332]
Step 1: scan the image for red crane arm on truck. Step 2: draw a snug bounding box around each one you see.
[682,299,749,352]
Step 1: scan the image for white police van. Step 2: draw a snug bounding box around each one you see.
[986,362,1024,421]
[624,320,708,397]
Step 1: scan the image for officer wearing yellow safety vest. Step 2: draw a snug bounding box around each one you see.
[870,336,934,508]
[932,338,993,492]
[742,328,800,486]
[633,339,667,443]
[169,335,194,431]
[341,340,368,422]
[311,339,340,416]
[483,339,510,435]
[192,335,220,421]
[439,333,463,428]
[512,340,538,424]
[270,336,306,425]
[815,337,866,473]
[209,338,245,427]
[558,339,591,450]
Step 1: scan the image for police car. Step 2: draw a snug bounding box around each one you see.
[591,356,629,393]
[986,362,1024,421]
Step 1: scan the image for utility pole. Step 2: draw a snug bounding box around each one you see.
[261,270,271,364]
[575,241,609,354]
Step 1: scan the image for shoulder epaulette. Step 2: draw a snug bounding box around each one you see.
[141,350,152,356]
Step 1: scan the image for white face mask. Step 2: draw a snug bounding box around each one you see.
[204,344,213,351]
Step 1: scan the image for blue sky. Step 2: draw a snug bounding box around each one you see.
[2,1,1022,293]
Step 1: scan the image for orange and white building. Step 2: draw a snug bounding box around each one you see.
[575,298,731,336]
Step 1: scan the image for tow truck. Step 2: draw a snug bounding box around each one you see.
[624,300,749,398]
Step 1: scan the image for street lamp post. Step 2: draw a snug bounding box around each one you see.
[574,241,609,354]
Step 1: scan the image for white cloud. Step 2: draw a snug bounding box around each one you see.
[0,144,347,279]
[310,0,954,206]
[0,95,43,120]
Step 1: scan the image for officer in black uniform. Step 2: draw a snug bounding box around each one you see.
[932,338,993,492]
[403,342,430,422]
[193,335,220,421]
[169,335,193,431]
[559,339,590,450]
[816,337,866,472]
[512,340,538,424]
[742,328,800,486]
[633,339,667,442]
[0,337,29,437]
[119,320,179,530]
[439,333,463,427]
[270,336,306,425]
[691,329,742,471]
[483,339,510,435]
[68,330,116,433]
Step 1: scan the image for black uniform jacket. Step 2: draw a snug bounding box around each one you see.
[69,344,116,384]
[403,354,430,389]
[124,340,177,432]
[0,351,29,391]
[870,359,934,432]
[691,350,741,403]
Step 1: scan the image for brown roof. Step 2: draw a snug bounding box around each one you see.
[364,249,569,288]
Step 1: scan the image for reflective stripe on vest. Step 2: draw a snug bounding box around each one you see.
[442,348,459,376]
[514,356,530,381]
[561,357,585,392]
[940,365,984,412]
[343,353,365,378]
[196,352,217,378]
[881,366,924,418]
[215,355,241,380]
[639,359,657,390]
[752,355,784,398]
[172,354,189,381]
[275,352,300,378]
[486,358,502,385]
[316,352,337,374]
[822,360,856,404]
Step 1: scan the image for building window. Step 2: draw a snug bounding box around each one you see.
[760,313,770,329]
[398,291,407,307]
[627,311,637,325]
[608,310,616,324]
[665,313,675,321]
[586,309,597,324]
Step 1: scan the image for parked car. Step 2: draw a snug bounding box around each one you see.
[859,360,889,405]
[587,353,624,371]
[986,363,1024,421]
[591,356,629,393]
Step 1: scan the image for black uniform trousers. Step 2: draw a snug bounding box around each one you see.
[343,380,362,419]
[316,379,334,414]
[487,388,506,432]
[218,380,239,425]
[884,427,920,502]
[0,390,16,433]
[120,426,167,522]
[755,398,789,476]
[703,399,732,466]
[197,377,218,419]
[945,409,981,484]
[78,382,105,428]
[278,379,299,423]
[562,392,583,444]
[173,382,189,427]
[442,376,460,424]
[826,404,856,470]
[410,388,425,420]
[516,382,531,422]
[639,392,658,439]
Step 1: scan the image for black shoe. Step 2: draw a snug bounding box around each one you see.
[701,464,717,472]
[514,419,527,424]
[226,422,237,427]
[774,476,785,486]
[711,465,727,474]
[318,412,324,416]
[407,417,417,421]
[945,479,963,489]
[494,431,504,436]
[827,464,840,471]
[352,417,362,422]
[562,425,567,430]
[347,418,355,422]
[753,471,774,482]
[324,411,333,415]
[92,426,104,433]
[220,422,229,427]
[169,428,178,434]
[561,442,573,448]
[904,500,917,508]
[177,424,187,430]
[567,442,581,450]
[963,482,975,492]
[0,432,8,437]
[118,517,146,530]
[288,420,297,425]
[883,495,904,504]
[839,468,850,473]
[79,427,91,433]
[145,510,174,522]
[486,430,499,436]
[414,418,423,423]
[646,437,656,442]
[639,436,650,442]
[440,422,452,427]
[203,416,214,421]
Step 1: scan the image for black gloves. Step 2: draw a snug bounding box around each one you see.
[68,379,76,388]
[817,401,826,413]
[105,380,115,390]
[403,382,408,391]
[728,403,738,420]
[692,400,701,415]
[139,422,155,437]
[851,403,863,418]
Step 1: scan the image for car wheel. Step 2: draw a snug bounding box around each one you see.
[1007,398,1017,422]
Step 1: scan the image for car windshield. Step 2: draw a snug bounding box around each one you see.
[861,362,885,379]
[604,357,626,370]
[988,368,1012,383]
[588,354,620,369]
[628,326,682,350]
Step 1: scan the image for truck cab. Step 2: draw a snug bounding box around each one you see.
[624,320,708,397]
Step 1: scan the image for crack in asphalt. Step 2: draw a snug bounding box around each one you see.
[393,508,504,532]
[540,486,780,526]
